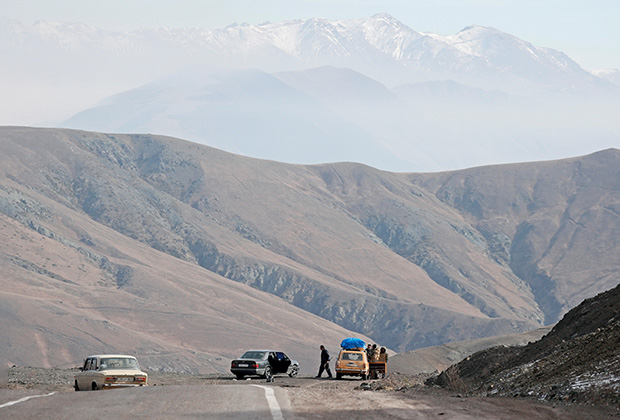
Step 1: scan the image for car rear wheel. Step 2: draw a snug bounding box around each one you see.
[288,366,298,378]
[91,382,99,391]
[336,373,342,380]
[236,374,245,379]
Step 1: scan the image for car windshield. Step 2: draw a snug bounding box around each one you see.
[342,352,362,361]
[241,351,266,360]
[99,357,140,370]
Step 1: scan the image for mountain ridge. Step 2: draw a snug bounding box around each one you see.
[3,13,617,103]
[2,127,619,372]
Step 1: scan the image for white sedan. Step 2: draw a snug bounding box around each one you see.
[74,354,148,391]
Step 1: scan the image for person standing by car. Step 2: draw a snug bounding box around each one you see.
[316,345,332,378]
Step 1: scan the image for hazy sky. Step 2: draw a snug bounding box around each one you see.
[3,0,620,70]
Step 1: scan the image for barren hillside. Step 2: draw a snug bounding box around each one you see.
[430,282,620,407]
[1,127,619,372]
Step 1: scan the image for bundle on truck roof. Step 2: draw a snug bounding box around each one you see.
[340,337,366,350]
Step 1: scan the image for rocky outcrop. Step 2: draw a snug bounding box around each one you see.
[429,282,620,407]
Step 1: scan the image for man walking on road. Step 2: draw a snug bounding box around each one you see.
[316,345,332,378]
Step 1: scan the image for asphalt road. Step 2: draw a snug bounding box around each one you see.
[2,375,617,420]
[0,384,292,420]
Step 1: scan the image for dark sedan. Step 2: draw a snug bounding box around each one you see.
[230,350,299,380]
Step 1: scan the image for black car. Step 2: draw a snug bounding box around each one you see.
[230,350,299,379]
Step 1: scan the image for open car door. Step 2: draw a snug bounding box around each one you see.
[274,352,291,374]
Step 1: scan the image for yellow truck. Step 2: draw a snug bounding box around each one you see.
[335,347,369,380]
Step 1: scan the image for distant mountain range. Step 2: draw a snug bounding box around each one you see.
[59,64,620,172]
[2,127,620,372]
[2,14,614,93]
[3,14,620,171]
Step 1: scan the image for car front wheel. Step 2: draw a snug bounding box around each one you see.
[74,380,80,391]
[263,366,272,380]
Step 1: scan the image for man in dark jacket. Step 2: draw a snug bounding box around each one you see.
[316,345,332,378]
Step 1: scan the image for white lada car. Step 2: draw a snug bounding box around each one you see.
[74,354,148,391]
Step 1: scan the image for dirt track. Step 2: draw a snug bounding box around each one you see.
[2,368,618,419]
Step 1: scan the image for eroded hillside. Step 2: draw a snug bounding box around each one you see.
[1,127,619,370]
[412,151,620,323]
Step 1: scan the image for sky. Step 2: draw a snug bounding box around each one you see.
[2,0,620,70]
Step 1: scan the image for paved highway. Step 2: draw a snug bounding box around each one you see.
[2,376,616,419]
[0,384,292,420]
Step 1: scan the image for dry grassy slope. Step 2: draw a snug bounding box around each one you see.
[412,149,620,324]
[1,127,619,372]
[0,204,369,374]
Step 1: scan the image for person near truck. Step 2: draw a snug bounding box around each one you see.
[370,344,380,361]
[316,345,333,378]
[378,347,388,363]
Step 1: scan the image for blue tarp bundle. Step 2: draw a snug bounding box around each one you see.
[340,337,366,349]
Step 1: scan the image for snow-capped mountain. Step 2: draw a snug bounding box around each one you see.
[2,14,616,96]
[3,14,620,170]
[591,68,620,88]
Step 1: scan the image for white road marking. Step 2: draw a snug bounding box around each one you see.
[252,385,284,420]
[0,392,56,409]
